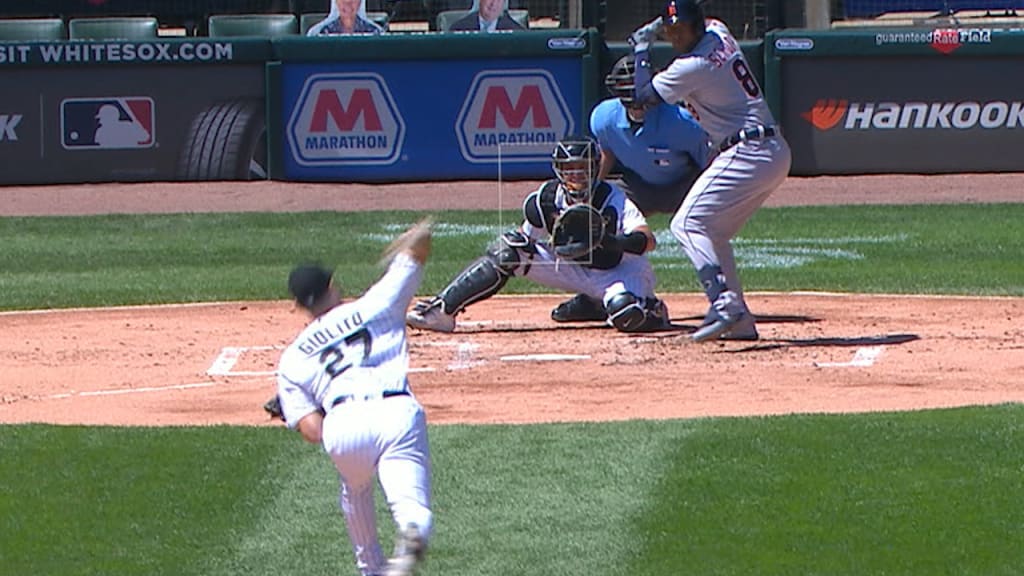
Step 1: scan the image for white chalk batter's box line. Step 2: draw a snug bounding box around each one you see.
[27,343,875,404]
[206,341,592,377]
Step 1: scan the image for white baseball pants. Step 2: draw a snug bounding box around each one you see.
[321,395,432,576]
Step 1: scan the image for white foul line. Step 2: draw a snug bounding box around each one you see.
[501,353,591,362]
[815,346,884,368]
[45,381,223,400]
[208,345,441,377]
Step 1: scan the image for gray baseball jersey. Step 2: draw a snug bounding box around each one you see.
[652,19,776,145]
[650,18,792,333]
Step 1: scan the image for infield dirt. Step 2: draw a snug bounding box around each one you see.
[1,176,1021,426]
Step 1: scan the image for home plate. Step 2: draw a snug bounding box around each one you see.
[500,353,591,362]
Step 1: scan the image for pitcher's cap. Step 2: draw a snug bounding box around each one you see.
[288,264,332,309]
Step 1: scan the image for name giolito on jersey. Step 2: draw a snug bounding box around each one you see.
[803,99,1024,131]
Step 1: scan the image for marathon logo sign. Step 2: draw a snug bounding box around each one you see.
[803,99,1024,131]
[456,70,574,164]
[60,97,155,149]
[287,73,405,166]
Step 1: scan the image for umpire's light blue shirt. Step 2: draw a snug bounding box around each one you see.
[590,98,711,187]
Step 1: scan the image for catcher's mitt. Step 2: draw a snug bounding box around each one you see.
[551,203,606,260]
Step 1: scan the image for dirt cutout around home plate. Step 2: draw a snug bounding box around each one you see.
[1,293,1021,426]
[0,176,1022,426]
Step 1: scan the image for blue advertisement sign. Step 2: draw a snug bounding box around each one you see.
[281,58,582,181]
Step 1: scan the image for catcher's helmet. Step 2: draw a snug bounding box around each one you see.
[552,136,600,204]
[605,56,636,106]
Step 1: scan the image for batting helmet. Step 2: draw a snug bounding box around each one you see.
[552,136,600,204]
[605,56,636,105]
[662,0,704,26]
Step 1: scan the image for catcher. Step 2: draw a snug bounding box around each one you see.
[406,136,669,334]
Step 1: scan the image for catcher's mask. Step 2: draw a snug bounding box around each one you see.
[552,137,600,204]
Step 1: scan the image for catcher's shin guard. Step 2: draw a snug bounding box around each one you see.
[606,292,669,332]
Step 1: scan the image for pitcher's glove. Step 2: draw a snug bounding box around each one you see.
[264,395,285,421]
[264,394,327,422]
[551,203,606,260]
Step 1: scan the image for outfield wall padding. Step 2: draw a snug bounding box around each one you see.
[767,27,1024,175]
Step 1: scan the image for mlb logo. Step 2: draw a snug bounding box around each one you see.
[61,97,155,150]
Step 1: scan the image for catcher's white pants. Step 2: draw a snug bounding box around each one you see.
[520,243,658,305]
[321,394,432,576]
[670,137,791,305]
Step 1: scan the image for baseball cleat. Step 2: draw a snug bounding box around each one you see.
[692,291,747,342]
[406,299,456,333]
[384,524,426,576]
[691,312,744,342]
[700,306,759,340]
[551,293,607,322]
[719,313,759,341]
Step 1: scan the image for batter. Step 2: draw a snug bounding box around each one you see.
[631,0,792,341]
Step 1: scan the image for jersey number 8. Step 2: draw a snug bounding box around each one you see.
[732,60,761,98]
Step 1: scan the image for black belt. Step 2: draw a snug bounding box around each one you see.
[719,125,777,152]
[331,390,410,408]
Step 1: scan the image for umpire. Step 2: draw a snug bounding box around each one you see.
[550,55,711,324]
[592,55,712,215]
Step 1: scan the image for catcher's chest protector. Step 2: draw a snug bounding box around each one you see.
[531,180,622,270]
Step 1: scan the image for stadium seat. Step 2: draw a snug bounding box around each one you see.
[207,14,299,37]
[438,8,527,31]
[0,18,67,41]
[300,12,327,34]
[68,17,159,40]
[368,12,390,28]
[301,12,389,35]
[437,9,466,30]
[510,9,529,28]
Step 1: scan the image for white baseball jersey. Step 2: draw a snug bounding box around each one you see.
[276,252,433,576]
[520,179,658,304]
[652,19,776,144]
[276,253,423,428]
[521,180,647,241]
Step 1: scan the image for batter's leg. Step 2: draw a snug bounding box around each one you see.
[670,138,791,341]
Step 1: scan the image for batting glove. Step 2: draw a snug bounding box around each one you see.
[629,17,663,52]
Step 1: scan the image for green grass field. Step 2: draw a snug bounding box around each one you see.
[2,204,1023,575]
[1,407,1022,575]
[0,203,1022,311]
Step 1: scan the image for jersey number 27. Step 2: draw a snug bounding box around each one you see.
[319,327,372,379]
[732,59,761,98]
